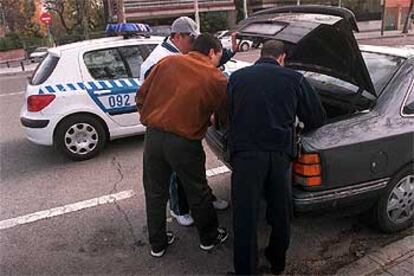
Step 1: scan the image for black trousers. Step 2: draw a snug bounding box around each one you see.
[231,151,292,274]
[143,128,219,251]
[169,172,217,215]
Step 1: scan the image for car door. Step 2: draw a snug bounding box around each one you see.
[82,44,155,127]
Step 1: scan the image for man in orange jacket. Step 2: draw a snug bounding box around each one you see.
[137,33,229,258]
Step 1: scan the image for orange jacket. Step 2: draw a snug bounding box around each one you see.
[137,51,227,140]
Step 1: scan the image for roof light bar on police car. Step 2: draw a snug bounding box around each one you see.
[105,23,152,38]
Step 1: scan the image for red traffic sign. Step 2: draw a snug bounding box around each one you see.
[40,12,52,25]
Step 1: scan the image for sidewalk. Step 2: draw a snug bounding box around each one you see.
[336,235,414,276]
[355,29,414,41]
[356,20,414,40]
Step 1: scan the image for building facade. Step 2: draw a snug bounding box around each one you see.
[124,0,237,25]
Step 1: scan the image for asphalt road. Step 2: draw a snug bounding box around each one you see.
[0,36,412,275]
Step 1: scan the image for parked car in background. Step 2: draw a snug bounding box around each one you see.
[215,30,253,52]
[29,47,48,63]
[206,6,414,233]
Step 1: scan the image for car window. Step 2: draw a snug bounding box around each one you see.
[362,52,405,94]
[403,85,414,115]
[31,54,59,85]
[118,44,156,78]
[84,49,128,79]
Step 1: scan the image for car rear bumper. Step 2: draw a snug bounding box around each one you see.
[20,117,49,128]
[293,177,390,212]
[20,108,60,146]
[206,128,391,213]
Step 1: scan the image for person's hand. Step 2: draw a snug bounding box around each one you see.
[231,32,240,53]
[209,114,215,126]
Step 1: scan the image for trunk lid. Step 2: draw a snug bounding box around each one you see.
[235,5,377,98]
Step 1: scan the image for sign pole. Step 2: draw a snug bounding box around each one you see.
[195,0,200,32]
[47,24,53,47]
[381,0,386,36]
[243,0,248,19]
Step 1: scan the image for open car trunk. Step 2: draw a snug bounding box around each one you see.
[231,5,380,123]
[304,73,374,121]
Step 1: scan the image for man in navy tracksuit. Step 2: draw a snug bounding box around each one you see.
[228,40,326,275]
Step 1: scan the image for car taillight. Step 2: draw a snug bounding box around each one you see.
[27,95,55,112]
[293,153,322,187]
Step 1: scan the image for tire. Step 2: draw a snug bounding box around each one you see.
[54,114,107,161]
[374,165,414,233]
[240,42,250,52]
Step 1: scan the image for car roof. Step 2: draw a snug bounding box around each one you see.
[48,35,164,56]
[360,45,414,59]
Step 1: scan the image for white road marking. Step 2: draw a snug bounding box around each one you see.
[0,91,25,97]
[0,166,231,231]
[0,190,135,231]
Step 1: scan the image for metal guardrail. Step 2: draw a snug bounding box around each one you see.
[0,58,27,71]
[124,0,233,8]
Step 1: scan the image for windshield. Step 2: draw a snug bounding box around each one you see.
[362,52,405,94]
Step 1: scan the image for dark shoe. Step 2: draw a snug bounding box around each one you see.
[150,231,175,257]
[200,227,229,251]
[264,248,286,274]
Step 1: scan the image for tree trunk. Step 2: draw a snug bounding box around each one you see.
[402,0,414,34]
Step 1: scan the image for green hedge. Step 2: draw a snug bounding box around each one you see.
[0,33,23,51]
[0,32,48,52]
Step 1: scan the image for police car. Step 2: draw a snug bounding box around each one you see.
[20,23,248,161]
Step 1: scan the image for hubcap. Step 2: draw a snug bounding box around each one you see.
[387,174,414,224]
[64,123,98,155]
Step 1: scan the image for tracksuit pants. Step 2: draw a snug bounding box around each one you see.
[143,128,218,251]
[231,151,292,274]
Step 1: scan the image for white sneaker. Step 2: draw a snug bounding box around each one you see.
[170,210,194,226]
[213,198,229,210]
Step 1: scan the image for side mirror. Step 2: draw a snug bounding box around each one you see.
[403,102,414,115]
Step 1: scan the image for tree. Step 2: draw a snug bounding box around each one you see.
[0,0,31,33]
[44,0,105,38]
[403,0,414,34]
[200,12,228,33]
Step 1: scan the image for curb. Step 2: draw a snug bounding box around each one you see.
[335,235,414,276]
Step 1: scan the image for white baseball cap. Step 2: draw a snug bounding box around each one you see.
[171,16,200,37]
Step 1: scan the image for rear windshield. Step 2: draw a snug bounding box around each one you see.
[31,54,59,85]
[362,52,405,94]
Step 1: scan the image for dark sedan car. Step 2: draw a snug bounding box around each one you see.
[206,6,414,233]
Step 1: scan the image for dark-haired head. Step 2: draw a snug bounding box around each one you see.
[260,40,287,66]
[192,33,223,66]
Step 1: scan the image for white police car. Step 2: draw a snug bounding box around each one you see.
[20,23,248,161]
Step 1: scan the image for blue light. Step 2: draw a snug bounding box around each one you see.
[105,23,151,34]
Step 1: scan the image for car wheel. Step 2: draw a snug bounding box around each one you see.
[55,114,107,161]
[240,42,250,52]
[375,165,414,233]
